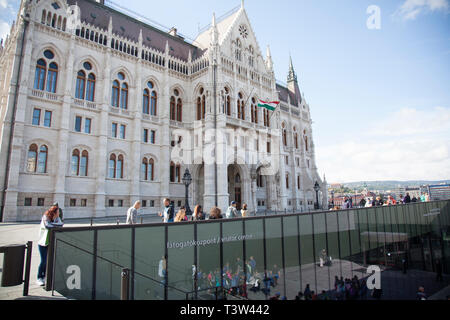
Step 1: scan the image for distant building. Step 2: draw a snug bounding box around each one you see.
[394,187,421,200]
[427,184,450,201]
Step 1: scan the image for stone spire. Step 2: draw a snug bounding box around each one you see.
[108,16,113,34]
[266,45,273,72]
[287,55,297,83]
[210,12,219,46]
[287,55,301,101]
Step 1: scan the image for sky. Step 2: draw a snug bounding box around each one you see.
[1,0,449,183]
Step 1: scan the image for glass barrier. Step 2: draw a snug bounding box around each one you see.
[50,201,450,300]
[53,231,94,300]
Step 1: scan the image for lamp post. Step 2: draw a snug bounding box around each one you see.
[314,181,320,210]
[331,190,335,209]
[182,169,193,216]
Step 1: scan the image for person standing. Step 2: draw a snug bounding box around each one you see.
[174,207,188,222]
[159,198,175,223]
[416,286,427,300]
[37,204,63,286]
[241,203,249,217]
[420,193,426,203]
[52,202,64,222]
[404,193,411,204]
[191,205,205,221]
[126,201,141,225]
[225,201,239,219]
[208,207,223,220]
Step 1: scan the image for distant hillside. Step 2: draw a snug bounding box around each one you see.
[340,180,450,191]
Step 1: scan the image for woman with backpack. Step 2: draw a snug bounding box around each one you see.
[37,204,64,286]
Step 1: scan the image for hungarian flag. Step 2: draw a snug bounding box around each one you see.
[258,100,280,111]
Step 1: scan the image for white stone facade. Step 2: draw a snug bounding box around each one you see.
[0,0,327,222]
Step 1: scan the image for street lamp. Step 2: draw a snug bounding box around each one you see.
[314,181,320,210]
[182,169,193,216]
[331,190,335,209]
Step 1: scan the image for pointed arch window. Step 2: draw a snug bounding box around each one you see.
[251,97,258,124]
[86,73,96,102]
[46,62,58,93]
[170,97,176,121]
[176,98,183,122]
[75,62,95,101]
[141,157,155,181]
[117,155,124,179]
[263,109,270,127]
[235,39,242,61]
[111,72,128,109]
[34,59,46,90]
[151,91,157,116]
[282,122,287,147]
[120,83,128,109]
[75,71,86,99]
[143,89,150,114]
[170,162,176,182]
[109,154,116,178]
[34,50,58,93]
[225,87,231,116]
[142,158,148,181]
[148,158,154,181]
[27,144,38,173]
[37,145,48,174]
[237,92,245,120]
[197,87,206,120]
[143,81,157,116]
[71,149,80,175]
[304,130,309,152]
[80,151,88,176]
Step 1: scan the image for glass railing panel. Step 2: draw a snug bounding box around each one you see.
[222,221,246,299]
[53,231,94,300]
[313,213,330,294]
[265,217,284,299]
[244,218,265,300]
[282,216,301,300]
[134,226,165,300]
[94,228,132,299]
[167,224,195,298]
[325,211,342,290]
[197,222,221,298]
[133,272,165,300]
[298,214,315,299]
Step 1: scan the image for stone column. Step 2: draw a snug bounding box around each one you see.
[3,20,33,221]
[52,32,76,214]
[159,43,171,207]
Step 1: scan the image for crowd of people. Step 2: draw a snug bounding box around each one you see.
[125,198,250,225]
[331,192,431,211]
[295,276,373,301]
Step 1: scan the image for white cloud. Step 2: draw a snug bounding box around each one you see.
[0,0,8,9]
[317,106,450,182]
[0,20,10,41]
[396,0,450,20]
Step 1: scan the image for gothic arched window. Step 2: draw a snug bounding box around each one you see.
[197,87,206,120]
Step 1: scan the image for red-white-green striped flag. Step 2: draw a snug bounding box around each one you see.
[258,100,280,111]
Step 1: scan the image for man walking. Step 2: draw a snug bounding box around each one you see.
[225,201,239,219]
[126,201,141,225]
[159,198,175,223]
